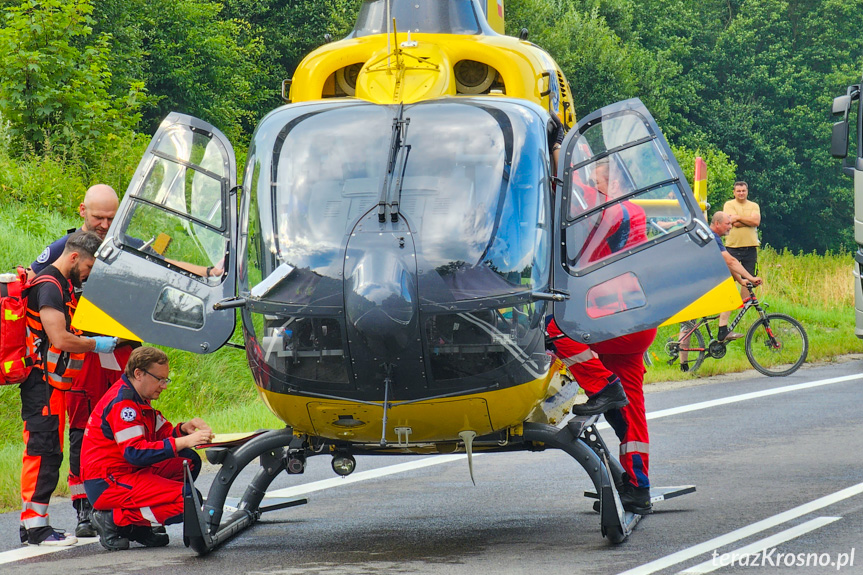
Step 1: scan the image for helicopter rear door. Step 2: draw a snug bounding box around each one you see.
[73,113,238,353]
[552,98,737,344]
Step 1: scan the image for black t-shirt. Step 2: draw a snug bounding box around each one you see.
[547,114,565,150]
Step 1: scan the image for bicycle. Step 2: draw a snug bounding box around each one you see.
[664,283,809,377]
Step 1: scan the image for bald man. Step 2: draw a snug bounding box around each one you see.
[31,184,119,275]
[28,183,135,539]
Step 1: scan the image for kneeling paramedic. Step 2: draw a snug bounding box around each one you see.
[20,230,117,546]
[81,346,214,550]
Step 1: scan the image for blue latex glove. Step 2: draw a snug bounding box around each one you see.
[91,336,118,354]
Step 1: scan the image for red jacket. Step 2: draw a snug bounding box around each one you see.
[81,375,186,481]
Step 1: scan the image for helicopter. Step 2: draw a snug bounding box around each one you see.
[71,0,739,554]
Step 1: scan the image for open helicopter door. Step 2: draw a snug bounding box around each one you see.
[73,113,238,353]
[553,98,737,344]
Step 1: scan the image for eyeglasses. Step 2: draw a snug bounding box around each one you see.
[141,368,171,386]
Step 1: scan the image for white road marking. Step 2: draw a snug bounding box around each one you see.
[0,370,858,566]
[644,373,863,422]
[0,537,98,562]
[678,516,841,574]
[265,453,475,499]
[618,482,863,575]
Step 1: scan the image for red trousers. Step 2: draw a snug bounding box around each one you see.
[90,450,200,527]
[548,319,656,488]
[66,346,133,501]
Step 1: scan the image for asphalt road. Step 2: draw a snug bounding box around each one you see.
[0,358,861,575]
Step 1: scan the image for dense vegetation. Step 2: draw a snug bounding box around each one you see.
[0,0,861,251]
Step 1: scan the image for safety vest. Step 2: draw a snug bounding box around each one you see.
[24,273,85,391]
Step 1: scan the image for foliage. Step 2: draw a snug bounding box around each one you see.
[672,145,739,214]
[0,0,145,167]
[508,0,863,253]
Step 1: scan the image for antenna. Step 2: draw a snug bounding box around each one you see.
[386,0,391,68]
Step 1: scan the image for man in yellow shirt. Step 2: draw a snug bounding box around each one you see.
[721,181,761,340]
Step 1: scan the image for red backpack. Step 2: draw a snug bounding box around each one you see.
[0,267,62,385]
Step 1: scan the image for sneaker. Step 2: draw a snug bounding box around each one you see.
[720,331,744,342]
[680,362,689,373]
[27,527,78,546]
[571,378,629,416]
[618,483,653,515]
[90,509,129,551]
[127,525,169,548]
[74,499,97,538]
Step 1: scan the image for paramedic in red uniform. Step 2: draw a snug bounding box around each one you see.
[81,346,214,551]
[548,158,656,515]
[20,230,117,546]
[29,183,136,538]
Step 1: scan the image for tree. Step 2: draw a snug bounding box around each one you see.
[0,0,143,164]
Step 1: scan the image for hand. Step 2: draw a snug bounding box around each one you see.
[187,428,216,447]
[750,276,763,286]
[182,418,212,436]
[91,336,118,354]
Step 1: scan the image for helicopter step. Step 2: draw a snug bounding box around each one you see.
[584,486,695,534]
[585,484,697,507]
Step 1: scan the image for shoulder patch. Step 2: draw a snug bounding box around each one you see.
[35,247,51,264]
[120,406,137,422]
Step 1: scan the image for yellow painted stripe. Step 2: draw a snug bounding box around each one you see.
[71,296,142,341]
[693,156,708,212]
[659,276,743,326]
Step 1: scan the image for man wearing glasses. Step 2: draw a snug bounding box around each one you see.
[80,347,214,551]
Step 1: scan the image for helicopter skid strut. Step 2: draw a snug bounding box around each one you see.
[183,428,308,555]
[522,417,635,543]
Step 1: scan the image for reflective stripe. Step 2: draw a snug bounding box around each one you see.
[22,501,49,514]
[140,507,159,526]
[561,349,598,366]
[115,425,145,444]
[69,484,87,496]
[22,515,49,528]
[620,441,650,455]
[155,415,168,431]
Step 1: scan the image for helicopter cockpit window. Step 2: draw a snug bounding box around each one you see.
[120,125,229,285]
[252,101,551,306]
[352,0,481,36]
[400,103,551,301]
[564,111,690,272]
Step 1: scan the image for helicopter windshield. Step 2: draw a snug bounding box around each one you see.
[351,0,482,36]
[249,99,550,306]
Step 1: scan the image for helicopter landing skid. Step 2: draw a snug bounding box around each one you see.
[522,417,634,543]
[183,427,308,555]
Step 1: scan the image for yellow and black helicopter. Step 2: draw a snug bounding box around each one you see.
[73,0,739,553]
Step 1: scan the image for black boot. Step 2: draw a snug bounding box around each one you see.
[618,483,653,515]
[74,498,96,538]
[90,509,129,551]
[128,525,169,548]
[571,378,629,416]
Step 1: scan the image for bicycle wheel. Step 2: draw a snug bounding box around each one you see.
[680,327,707,373]
[745,313,809,376]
